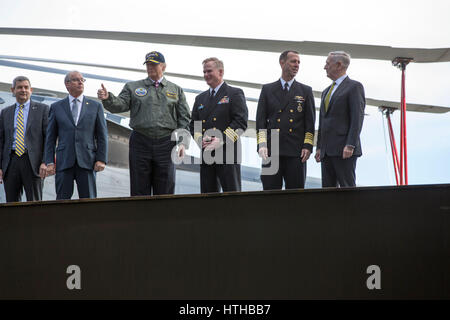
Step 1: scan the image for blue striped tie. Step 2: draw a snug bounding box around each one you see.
[15,104,25,156]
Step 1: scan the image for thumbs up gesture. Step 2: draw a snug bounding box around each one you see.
[97,83,109,100]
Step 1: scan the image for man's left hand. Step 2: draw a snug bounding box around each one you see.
[301,148,311,163]
[342,146,354,159]
[94,161,106,172]
[177,144,186,158]
[39,163,47,179]
[205,137,223,151]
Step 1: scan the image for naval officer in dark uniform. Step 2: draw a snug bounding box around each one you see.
[256,50,316,190]
[190,57,248,193]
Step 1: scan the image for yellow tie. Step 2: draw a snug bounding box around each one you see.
[15,104,25,156]
[324,82,336,112]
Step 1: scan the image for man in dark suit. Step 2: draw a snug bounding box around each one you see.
[315,51,365,187]
[45,71,108,199]
[256,50,316,190]
[0,76,48,202]
[190,57,248,193]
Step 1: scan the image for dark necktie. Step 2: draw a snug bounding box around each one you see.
[15,104,25,156]
[284,82,289,92]
[72,98,79,124]
[208,89,215,104]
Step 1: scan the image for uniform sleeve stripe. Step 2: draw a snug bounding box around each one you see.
[224,127,238,142]
[257,138,267,144]
[257,131,267,144]
[224,132,234,141]
[304,132,314,145]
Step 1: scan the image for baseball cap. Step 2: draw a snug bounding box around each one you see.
[143,51,165,64]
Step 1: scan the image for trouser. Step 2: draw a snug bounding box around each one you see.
[260,156,306,190]
[129,131,176,196]
[55,162,97,199]
[321,155,357,187]
[200,163,241,193]
[4,152,43,202]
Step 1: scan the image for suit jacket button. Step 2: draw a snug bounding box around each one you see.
[279,109,282,113]
[276,129,280,132]
[289,129,293,133]
[277,119,280,122]
[290,109,294,113]
[202,120,205,123]
[202,128,205,132]
[289,119,293,123]
[213,118,216,121]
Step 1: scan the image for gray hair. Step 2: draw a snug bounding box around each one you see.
[329,51,351,69]
[202,57,224,71]
[64,71,82,83]
[12,76,31,88]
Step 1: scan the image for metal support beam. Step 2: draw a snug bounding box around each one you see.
[392,57,413,185]
[380,107,400,185]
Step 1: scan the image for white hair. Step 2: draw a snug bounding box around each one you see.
[329,51,351,69]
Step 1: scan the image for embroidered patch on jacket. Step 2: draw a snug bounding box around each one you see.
[218,96,230,104]
[166,91,178,99]
[198,104,204,110]
[135,88,148,97]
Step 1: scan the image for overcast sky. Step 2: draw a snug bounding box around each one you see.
[0,0,449,186]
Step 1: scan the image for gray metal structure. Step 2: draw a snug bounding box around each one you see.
[1,27,449,62]
[1,55,448,113]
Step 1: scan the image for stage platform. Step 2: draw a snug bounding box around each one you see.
[0,184,449,299]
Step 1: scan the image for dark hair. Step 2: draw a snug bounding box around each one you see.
[279,50,299,63]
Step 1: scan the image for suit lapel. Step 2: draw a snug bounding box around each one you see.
[271,81,284,110]
[327,76,349,113]
[7,104,16,132]
[25,101,37,134]
[77,98,89,125]
[196,92,209,120]
[321,84,331,115]
[63,97,76,126]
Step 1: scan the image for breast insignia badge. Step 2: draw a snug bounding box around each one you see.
[135,88,148,97]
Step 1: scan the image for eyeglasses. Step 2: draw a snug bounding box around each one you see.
[68,78,86,83]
